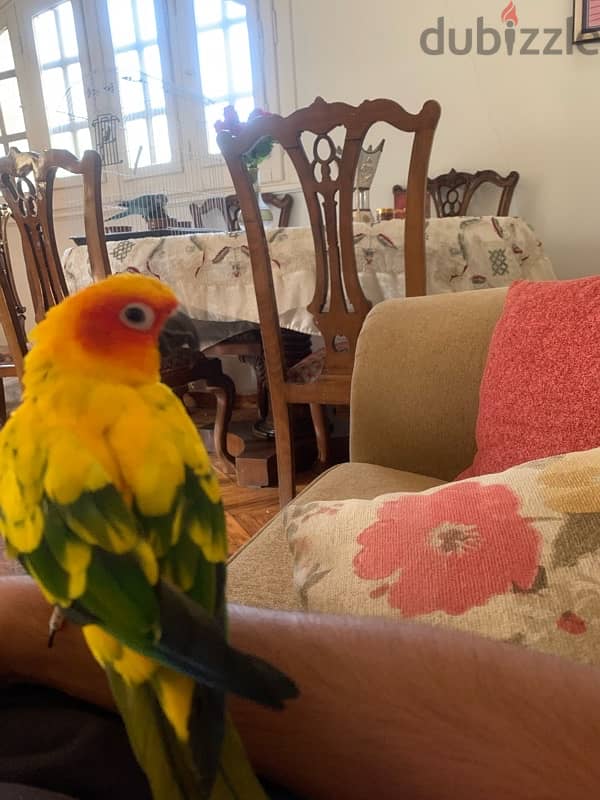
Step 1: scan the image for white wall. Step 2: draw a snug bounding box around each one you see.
[278,0,600,280]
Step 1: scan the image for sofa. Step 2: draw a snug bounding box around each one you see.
[228,287,509,610]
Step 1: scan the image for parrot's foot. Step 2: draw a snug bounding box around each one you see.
[48,605,65,648]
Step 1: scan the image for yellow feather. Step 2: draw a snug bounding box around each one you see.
[84,624,123,665]
[60,537,93,575]
[154,668,194,742]
[114,646,158,685]
[188,519,228,563]
[134,540,160,585]
[43,431,111,505]
[84,625,158,685]
[0,470,43,552]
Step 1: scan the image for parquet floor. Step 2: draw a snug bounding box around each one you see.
[214,459,317,555]
[191,404,320,555]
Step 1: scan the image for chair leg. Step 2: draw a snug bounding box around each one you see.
[0,380,6,426]
[204,373,236,475]
[255,356,269,422]
[310,403,329,466]
[272,399,296,507]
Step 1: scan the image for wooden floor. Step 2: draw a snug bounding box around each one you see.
[190,403,320,555]
[214,458,317,555]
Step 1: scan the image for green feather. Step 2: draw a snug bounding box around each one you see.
[78,548,161,641]
[64,485,139,553]
[108,668,212,800]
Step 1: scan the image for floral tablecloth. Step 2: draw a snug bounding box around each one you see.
[62,217,555,336]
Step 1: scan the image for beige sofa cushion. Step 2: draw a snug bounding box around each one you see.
[227,462,444,610]
[285,448,600,667]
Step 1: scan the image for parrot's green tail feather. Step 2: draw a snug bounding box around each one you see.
[107,668,209,800]
[108,669,270,800]
[209,716,270,800]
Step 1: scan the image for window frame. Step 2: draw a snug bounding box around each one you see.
[0,25,28,154]
[96,0,182,179]
[4,0,285,198]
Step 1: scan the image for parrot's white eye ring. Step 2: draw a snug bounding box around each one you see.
[119,302,156,331]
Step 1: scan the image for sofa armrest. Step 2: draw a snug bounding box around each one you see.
[350,287,508,481]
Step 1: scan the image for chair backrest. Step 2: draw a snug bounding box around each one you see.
[0,205,28,378]
[427,168,520,218]
[190,192,294,231]
[0,148,110,321]
[218,96,441,387]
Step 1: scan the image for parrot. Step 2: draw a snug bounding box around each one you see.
[0,273,298,799]
[106,194,169,223]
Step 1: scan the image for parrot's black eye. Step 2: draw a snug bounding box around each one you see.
[119,302,155,331]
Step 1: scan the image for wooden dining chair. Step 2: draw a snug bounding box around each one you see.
[0,147,237,471]
[427,168,520,218]
[0,147,111,322]
[0,205,28,424]
[218,96,441,506]
[190,190,294,429]
[190,192,294,231]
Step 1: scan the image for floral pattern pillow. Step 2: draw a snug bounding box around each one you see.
[285,448,600,666]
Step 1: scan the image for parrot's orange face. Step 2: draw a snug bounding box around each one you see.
[28,273,179,385]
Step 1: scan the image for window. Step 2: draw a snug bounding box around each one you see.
[194,0,256,154]
[9,0,278,188]
[32,1,91,156]
[106,0,171,169]
[0,28,29,155]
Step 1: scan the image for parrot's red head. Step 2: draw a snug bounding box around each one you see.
[28,274,179,385]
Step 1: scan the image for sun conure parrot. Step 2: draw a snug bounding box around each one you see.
[0,273,298,799]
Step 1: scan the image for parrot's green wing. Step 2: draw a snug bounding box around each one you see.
[0,381,296,800]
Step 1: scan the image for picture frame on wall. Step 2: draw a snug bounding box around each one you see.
[574,0,600,44]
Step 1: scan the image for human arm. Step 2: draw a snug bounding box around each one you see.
[2,577,600,800]
[0,576,114,709]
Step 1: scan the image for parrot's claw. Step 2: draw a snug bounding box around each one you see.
[48,605,65,648]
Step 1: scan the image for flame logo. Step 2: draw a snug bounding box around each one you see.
[501,1,518,25]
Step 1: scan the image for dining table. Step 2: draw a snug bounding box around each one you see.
[63,216,556,343]
[62,216,556,486]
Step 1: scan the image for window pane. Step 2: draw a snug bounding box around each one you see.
[152,114,171,163]
[41,67,69,128]
[205,100,227,154]
[50,130,75,152]
[125,118,150,168]
[136,0,158,41]
[66,63,87,121]
[0,77,25,133]
[115,51,145,114]
[142,45,165,110]
[76,127,92,154]
[194,0,222,27]
[225,1,246,20]
[228,23,252,95]
[57,1,78,59]
[33,7,61,65]
[235,95,254,123]
[198,29,228,99]
[107,0,136,48]
[8,138,29,152]
[0,29,15,72]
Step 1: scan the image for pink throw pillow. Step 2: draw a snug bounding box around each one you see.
[460,277,600,478]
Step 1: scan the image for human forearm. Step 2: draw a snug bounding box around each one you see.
[228,605,600,800]
[0,577,113,709]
